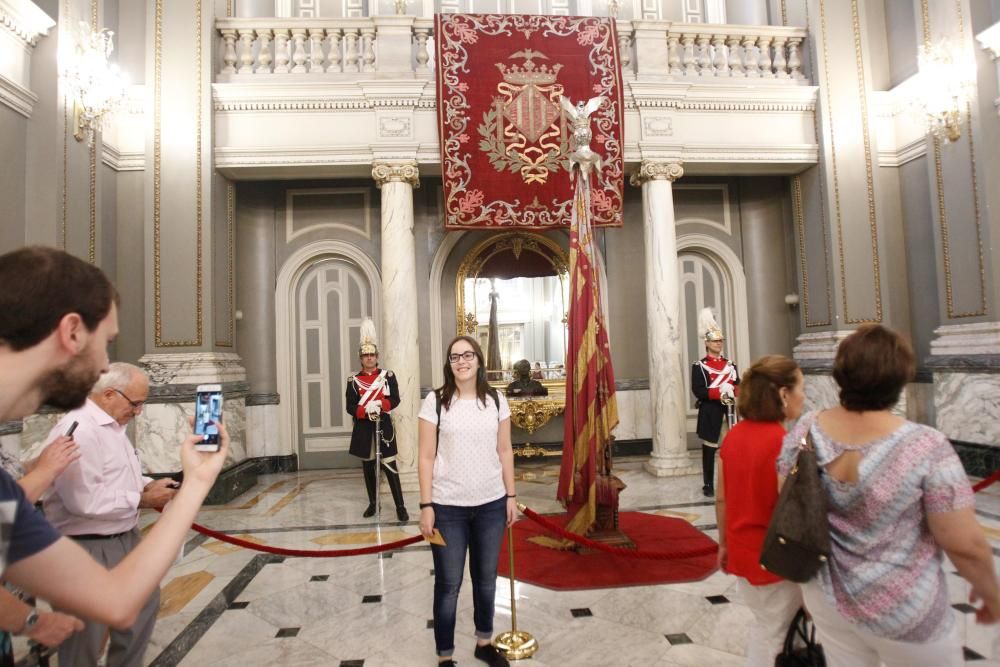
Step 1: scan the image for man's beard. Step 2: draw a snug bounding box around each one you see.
[39,358,101,411]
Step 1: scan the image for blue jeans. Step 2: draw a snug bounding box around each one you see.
[430,495,507,657]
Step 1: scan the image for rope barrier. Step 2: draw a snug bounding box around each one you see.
[156,509,426,557]
[972,468,1000,493]
[518,505,718,560]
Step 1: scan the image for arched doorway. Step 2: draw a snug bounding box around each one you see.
[677,234,749,434]
[276,242,381,470]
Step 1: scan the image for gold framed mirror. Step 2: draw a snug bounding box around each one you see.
[456,232,569,395]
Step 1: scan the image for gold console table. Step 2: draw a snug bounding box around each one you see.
[508,398,564,458]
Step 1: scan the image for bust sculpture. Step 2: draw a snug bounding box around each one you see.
[505,359,549,398]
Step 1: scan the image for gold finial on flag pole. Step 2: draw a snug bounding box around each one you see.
[494,518,538,660]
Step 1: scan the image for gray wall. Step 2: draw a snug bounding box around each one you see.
[233,173,798,394]
[235,182,278,394]
[897,156,939,367]
[740,176,798,360]
[0,107,26,253]
[114,171,146,364]
[884,0,918,88]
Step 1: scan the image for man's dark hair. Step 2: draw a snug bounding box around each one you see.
[0,246,119,351]
[833,324,915,412]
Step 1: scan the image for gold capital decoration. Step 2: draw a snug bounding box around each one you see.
[629,161,684,186]
[508,398,565,434]
[372,161,420,189]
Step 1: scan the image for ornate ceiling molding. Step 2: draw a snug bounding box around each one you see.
[0,0,55,46]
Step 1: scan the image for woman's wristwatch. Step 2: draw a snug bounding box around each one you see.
[14,608,39,636]
[419,502,433,509]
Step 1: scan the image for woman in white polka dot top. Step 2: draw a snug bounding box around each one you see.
[417,335,516,667]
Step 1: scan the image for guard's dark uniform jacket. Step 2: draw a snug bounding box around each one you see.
[691,355,740,444]
[345,369,400,459]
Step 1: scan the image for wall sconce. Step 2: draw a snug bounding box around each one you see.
[784,293,800,308]
[914,41,974,143]
[63,22,128,145]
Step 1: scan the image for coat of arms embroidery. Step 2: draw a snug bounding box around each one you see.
[477,50,569,185]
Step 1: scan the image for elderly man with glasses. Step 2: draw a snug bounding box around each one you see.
[42,362,175,667]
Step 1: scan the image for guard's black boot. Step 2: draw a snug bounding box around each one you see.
[701,444,716,498]
[384,462,409,522]
[362,460,377,518]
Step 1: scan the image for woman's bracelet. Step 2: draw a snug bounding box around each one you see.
[419,502,433,509]
[506,494,516,498]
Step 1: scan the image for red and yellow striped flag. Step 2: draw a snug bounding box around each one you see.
[554,175,619,538]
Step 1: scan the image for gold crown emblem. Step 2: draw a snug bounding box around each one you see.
[495,61,563,86]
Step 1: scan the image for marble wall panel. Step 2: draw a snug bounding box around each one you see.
[245,403,283,459]
[935,372,1000,446]
[615,389,653,441]
[801,374,839,414]
[135,398,247,474]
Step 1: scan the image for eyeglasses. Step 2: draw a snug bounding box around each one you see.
[448,351,477,364]
[114,388,145,410]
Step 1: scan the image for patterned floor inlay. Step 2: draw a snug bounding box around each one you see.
[311,529,413,546]
[157,571,215,618]
[201,534,266,555]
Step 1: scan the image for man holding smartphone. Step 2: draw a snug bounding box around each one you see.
[346,319,409,522]
[0,246,228,652]
[44,362,175,667]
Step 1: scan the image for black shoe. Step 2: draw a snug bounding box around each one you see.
[474,644,509,667]
[439,661,457,667]
[363,503,376,518]
[702,485,714,498]
[396,506,409,522]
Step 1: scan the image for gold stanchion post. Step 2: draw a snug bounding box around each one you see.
[494,506,538,660]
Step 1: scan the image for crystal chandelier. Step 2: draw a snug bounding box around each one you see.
[915,41,974,143]
[63,22,129,145]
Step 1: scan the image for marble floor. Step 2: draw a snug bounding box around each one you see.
[19,455,1000,666]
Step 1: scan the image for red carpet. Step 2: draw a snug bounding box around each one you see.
[498,512,718,590]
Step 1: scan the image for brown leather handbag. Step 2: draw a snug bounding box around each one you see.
[759,433,831,583]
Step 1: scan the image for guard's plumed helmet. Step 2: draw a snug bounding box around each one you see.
[359,318,378,356]
[698,308,724,342]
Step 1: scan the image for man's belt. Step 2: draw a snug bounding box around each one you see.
[70,531,130,540]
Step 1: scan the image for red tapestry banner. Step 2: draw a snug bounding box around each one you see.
[435,14,624,229]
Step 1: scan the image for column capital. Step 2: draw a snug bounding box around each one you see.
[372,161,420,188]
[630,160,684,186]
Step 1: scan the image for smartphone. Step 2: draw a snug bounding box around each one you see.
[65,421,79,437]
[194,384,223,451]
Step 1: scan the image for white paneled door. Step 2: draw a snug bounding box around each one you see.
[295,257,375,469]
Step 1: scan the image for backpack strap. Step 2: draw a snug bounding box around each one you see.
[435,390,442,456]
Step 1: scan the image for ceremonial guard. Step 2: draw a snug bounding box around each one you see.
[691,308,740,498]
[346,319,409,522]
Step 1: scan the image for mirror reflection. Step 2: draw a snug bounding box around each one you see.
[456,233,569,389]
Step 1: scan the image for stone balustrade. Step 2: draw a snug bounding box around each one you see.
[214,17,808,82]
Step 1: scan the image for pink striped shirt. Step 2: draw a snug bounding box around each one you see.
[43,400,153,536]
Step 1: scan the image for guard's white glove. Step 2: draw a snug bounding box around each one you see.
[365,401,382,417]
[719,382,735,399]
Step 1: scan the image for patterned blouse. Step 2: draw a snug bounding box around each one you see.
[778,411,974,642]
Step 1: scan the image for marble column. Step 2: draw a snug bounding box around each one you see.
[631,161,696,477]
[372,161,421,483]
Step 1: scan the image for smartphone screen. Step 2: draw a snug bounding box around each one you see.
[194,388,223,449]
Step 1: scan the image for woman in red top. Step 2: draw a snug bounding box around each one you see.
[716,355,806,666]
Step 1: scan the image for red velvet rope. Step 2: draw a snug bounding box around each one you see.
[518,505,718,560]
[156,509,425,557]
[972,468,1000,493]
